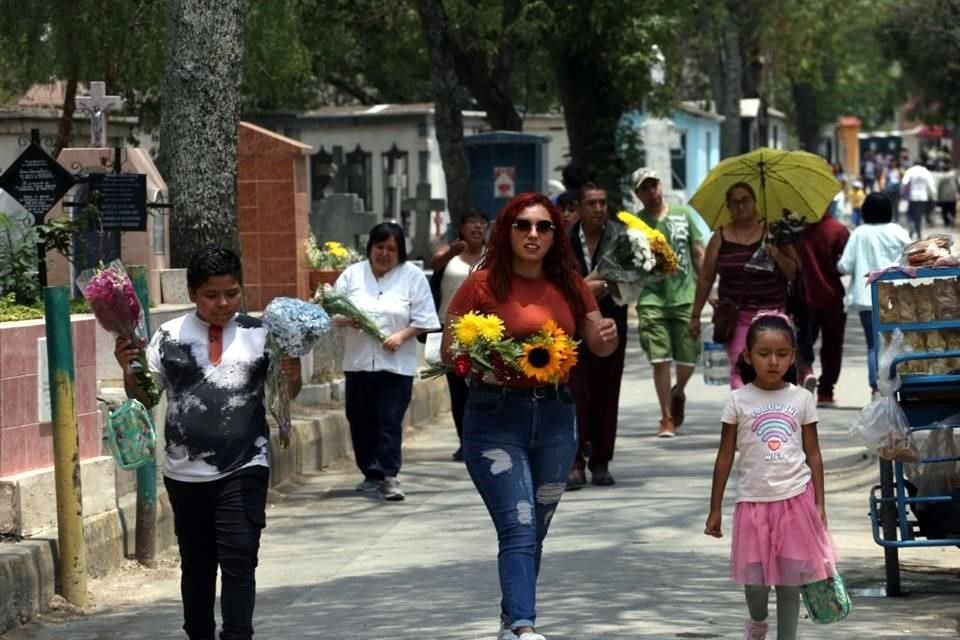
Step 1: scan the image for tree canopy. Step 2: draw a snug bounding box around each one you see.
[879,0,960,126]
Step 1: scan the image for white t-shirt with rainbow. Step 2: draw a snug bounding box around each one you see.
[721,383,819,503]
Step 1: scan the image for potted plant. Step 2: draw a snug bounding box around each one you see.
[303,235,361,292]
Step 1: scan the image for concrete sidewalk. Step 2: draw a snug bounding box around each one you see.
[3,331,959,639]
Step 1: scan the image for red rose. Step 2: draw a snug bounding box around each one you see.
[453,353,472,377]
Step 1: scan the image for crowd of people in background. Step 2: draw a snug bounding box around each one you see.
[833,148,959,239]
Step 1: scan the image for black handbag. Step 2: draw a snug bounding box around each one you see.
[712,298,740,344]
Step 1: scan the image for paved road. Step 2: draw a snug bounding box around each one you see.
[4,334,960,639]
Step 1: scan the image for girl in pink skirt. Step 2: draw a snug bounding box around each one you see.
[705,312,838,640]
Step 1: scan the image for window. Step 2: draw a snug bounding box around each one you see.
[311,147,335,202]
[345,145,372,210]
[671,132,687,191]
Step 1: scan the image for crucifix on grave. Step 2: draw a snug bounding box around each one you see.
[75,81,125,148]
[402,183,445,261]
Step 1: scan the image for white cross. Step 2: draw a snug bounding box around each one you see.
[75,81,125,148]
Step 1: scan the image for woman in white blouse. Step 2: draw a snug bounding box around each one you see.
[837,192,911,396]
[334,222,440,501]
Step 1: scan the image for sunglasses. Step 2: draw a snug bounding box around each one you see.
[512,219,555,233]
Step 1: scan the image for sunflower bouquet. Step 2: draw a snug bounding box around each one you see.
[421,312,579,386]
[616,211,679,275]
[588,212,680,305]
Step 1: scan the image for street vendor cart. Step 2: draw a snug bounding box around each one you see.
[867,266,960,596]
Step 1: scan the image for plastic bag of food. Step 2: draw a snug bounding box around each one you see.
[850,330,920,462]
[903,234,953,267]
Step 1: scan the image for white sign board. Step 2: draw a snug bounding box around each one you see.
[494,167,516,199]
[37,338,51,423]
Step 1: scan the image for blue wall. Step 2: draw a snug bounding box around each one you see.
[622,109,722,201]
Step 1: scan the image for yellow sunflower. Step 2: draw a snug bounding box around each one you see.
[519,340,563,383]
[452,312,485,347]
[554,334,579,373]
[476,314,505,342]
[541,318,564,341]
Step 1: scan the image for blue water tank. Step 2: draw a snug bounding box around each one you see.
[465,131,547,220]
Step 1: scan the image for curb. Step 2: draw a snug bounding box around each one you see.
[0,376,448,634]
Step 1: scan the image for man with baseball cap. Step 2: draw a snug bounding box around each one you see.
[631,167,704,437]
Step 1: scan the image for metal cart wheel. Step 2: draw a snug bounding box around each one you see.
[879,458,903,596]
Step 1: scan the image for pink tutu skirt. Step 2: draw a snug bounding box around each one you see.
[730,482,839,586]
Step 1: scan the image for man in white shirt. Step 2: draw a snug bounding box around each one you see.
[901,160,937,239]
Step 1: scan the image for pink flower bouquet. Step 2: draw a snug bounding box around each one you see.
[77,261,161,406]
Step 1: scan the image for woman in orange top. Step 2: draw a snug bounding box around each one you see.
[442,192,618,640]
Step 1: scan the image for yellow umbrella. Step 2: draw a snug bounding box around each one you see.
[689,147,841,229]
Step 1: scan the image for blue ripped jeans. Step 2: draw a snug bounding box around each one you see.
[462,384,578,631]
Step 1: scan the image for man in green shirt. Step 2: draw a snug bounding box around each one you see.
[632,168,705,437]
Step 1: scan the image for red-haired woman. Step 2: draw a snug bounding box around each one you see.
[442,193,618,640]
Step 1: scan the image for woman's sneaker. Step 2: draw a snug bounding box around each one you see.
[380,477,405,501]
[355,478,380,492]
[496,623,517,640]
[517,633,545,640]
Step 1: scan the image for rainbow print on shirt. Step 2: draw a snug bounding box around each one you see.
[750,403,800,462]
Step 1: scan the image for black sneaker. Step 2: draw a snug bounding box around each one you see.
[566,468,587,491]
[591,468,615,486]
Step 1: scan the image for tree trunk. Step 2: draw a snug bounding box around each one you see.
[54,71,79,158]
[792,81,819,152]
[448,0,523,132]
[416,0,472,222]
[553,47,628,208]
[161,0,246,268]
[702,4,743,159]
[719,15,743,157]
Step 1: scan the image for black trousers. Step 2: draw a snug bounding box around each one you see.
[445,371,469,442]
[569,331,627,471]
[164,466,269,640]
[345,371,413,479]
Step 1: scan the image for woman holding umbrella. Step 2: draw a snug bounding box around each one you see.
[689,182,800,388]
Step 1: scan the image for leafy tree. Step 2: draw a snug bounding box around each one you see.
[879,0,960,126]
[756,0,902,151]
[532,0,681,206]
[0,0,167,154]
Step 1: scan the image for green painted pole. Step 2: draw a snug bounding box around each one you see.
[43,286,88,606]
[129,265,157,568]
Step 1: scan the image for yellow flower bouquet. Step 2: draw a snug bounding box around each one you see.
[421,313,579,386]
[303,236,362,271]
[616,211,679,275]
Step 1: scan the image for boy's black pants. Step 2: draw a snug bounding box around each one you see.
[164,466,269,640]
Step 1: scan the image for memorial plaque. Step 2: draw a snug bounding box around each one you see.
[0,143,77,222]
[88,173,148,231]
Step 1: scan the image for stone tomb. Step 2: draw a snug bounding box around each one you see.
[308,192,377,253]
[237,122,313,310]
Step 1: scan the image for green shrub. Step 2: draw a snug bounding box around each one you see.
[0,293,90,322]
[0,213,41,305]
